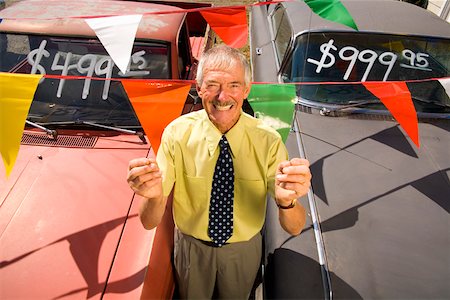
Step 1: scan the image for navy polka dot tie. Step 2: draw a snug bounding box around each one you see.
[208,135,234,247]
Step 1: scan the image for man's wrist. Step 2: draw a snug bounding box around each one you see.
[276,198,297,209]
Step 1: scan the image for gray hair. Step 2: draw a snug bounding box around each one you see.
[196,45,251,86]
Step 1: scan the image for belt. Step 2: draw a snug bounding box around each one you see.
[177,231,230,247]
[197,239,229,248]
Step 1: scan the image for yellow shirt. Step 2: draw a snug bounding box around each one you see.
[156,109,288,243]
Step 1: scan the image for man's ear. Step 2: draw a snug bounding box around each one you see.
[196,84,203,98]
[244,82,252,99]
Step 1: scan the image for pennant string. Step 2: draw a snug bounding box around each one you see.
[1,70,442,179]
[0,0,445,178]
[33,73,450,85]
[0,1,289,21]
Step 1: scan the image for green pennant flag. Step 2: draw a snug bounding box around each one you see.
[304,0,358,30]
[247,84,296,143]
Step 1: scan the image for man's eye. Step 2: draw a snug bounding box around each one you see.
[230,83,241,89]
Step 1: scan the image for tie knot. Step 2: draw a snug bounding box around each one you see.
[219,135,229,150]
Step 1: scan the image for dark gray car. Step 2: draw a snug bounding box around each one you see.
[250,0,450,299]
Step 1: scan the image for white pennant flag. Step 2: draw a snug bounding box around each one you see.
[85,14,143,74]
[438,77,450,98]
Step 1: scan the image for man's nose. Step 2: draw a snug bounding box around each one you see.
[217,88,228,101]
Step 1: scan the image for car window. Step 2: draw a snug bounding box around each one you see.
[282,32,450,113]
[270,5,292,65]
[0,33,171,128]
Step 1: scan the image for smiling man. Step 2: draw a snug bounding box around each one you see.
[127,45,311,299]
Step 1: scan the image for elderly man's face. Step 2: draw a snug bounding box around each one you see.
[197,64,251,133]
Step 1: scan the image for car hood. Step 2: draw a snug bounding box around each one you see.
[0,130,154,299]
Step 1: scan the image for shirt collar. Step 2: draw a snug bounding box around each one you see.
[202,110,245,158]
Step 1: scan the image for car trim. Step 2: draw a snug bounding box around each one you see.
[293,112,333,300]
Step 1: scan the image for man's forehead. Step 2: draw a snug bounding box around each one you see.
[203,69,245,81]
[204,78,244,84]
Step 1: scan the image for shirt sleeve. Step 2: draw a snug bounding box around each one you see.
[156,126,176,197]
[267,137,289,198]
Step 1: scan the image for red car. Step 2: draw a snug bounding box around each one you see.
[0,0,211,298]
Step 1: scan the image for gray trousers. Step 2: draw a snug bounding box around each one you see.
[174,231,262,299]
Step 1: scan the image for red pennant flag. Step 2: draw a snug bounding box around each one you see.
[363,82,419,147]
[122,81,191,153]
[200,7,248,48]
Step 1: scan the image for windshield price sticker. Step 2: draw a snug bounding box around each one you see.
[27,40,150,100]
[306,39,432,82]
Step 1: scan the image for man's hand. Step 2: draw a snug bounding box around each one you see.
[274,158,311,235]
[127,158,163,200]
[275,158,311,206]
[127,158,166,230]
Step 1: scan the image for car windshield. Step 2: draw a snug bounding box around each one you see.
[282,32,450,113]
[0,33,171,128]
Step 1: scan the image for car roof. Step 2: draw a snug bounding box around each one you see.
[0,0,186,42]
[281,0,450,39]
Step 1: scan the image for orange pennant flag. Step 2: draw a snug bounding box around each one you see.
[0,73,42,178]
[200,7,248,48]
[122,81,191,153]
[363,82,419,147]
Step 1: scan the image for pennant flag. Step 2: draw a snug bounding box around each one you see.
[85,14,143,74]
[304,0,358,30]
[363,82,419,147]
[122,81,190,153]
[200,7,248,48]
[438,77,450,98]
[248,84,296,142]
[0,73,42,177]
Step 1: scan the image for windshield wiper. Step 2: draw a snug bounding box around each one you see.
[26,119,147,143]
[26,120,58,140]
[411,96,450,108]
[74,120,147,144]
[318,100,380,116]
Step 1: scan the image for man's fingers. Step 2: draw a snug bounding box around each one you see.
[127,158,160,183]
[128,157,155,170]
[282,160,310,175]
[129,170,162,187]
[276,160,291,175]
[276,173,311,184]
[281,181,310,192]
[276,181,310,201]
[277,165,311,180]
[276,158,311,201]
[277,158,310,175]
[290,157,310,167]
[129,174,162,190]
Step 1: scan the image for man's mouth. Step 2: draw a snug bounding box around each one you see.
[213,104,233,111]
